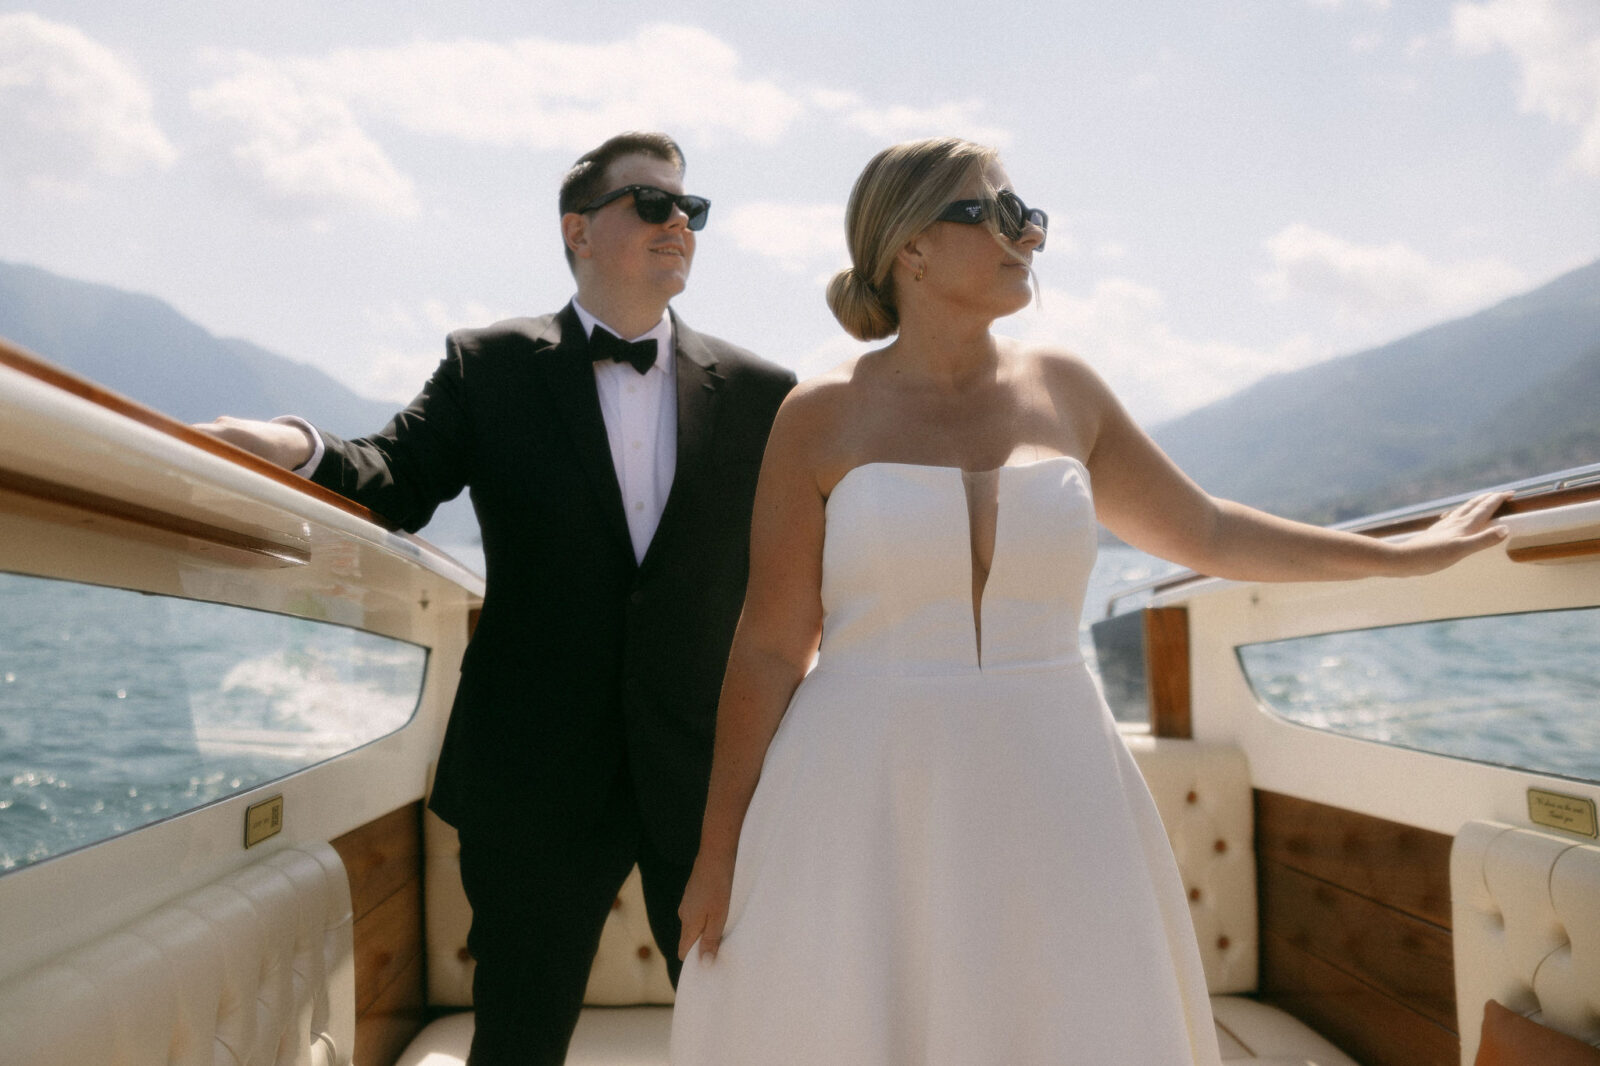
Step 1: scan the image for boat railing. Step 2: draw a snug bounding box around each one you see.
[1099,459,1600,618]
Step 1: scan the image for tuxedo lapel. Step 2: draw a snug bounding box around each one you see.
[640,313,721,573]
[534,304,635,563]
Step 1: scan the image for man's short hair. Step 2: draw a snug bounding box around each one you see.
[559,132,687,270]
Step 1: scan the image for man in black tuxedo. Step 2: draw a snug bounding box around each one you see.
[197,131,795,1064]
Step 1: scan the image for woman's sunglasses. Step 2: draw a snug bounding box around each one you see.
[577,184,712,231]
[935,189,1048,250]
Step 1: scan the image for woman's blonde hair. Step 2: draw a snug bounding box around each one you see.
[825,137,1003,341]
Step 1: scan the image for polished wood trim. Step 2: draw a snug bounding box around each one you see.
[0,336,388,528]
[0,466,311,566]
[354,876,425,1015]
[1359,484,1600,539]
[1260,930,1459,1066]
[1260,859,1455,1028]
[352,951,427,1066]
[332,802,427,1065]
[337,804,424,922]
[1508,537,1600,563]
[1256,790,1452,927]
[1255,791,1458,1065]
[1143,606,1192,738]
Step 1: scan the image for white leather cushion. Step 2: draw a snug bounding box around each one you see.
[0,843,354,1066]
[1125,736,1259,995]
[1452,820,1600,1065]
[1211,995,1361,1063]
[398,999,1357,1066]
[395,1007,674,1066]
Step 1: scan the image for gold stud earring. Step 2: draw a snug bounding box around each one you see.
[914,264,925,282]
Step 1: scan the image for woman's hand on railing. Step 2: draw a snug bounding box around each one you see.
[1387,491,1512,575]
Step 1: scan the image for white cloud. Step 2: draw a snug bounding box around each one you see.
[191,54,419,220]
[1257,223,1526,318]
[0,12,175,186]
[813,89,1012,148]
[202,25,804,158]
[359,297,506,400]
[1008,278,1322,424]
[186,26,1010,221]
[1453,0,1600,176]
[723,201,848,274]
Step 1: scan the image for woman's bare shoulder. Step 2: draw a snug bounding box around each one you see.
[763,357,868,467]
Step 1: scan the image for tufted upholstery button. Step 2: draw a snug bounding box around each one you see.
[457,946,473,963]
[612,897,624,911]
[1189,887,1202,902]
[1214,839,1228,854]
[1217,936,1230,950]
[637,945,652,961]
[1186,790,1198,805]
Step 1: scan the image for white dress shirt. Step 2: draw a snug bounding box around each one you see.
[279,298,677,565]
[573,300,677,564]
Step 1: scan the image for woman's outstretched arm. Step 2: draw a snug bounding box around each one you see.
[1069,356,1510,582]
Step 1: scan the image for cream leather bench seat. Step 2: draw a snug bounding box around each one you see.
[403,737,1357,1065]
[0,843,354,1066]
[1451,820,1600,1064]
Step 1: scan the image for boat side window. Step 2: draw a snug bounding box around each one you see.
[0,571,427,874]
[1236,607,1600,783]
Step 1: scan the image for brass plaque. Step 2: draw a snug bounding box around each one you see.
[244,795,284,848]
[1527,789,1597,839]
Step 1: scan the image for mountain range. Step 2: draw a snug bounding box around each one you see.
[2,256,1597,545]
[1152,258,1600,521]
[0,260,479,554]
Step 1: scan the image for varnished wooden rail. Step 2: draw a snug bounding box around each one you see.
[0,465,312,566]
[1507,537,1600,564]
[0,336,391,529]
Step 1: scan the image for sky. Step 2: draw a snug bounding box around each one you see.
[2,0,1598,426]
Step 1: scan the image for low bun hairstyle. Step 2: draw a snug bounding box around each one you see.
[825,137,1000,341]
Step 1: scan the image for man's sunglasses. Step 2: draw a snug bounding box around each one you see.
[934,189,1048,250]
[577,184,711,231]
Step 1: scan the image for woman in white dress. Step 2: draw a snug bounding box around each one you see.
[670,137,1508,1065]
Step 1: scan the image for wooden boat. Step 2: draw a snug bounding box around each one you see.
[1,337,1596,1065]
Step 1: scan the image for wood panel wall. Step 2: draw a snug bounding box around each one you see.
[1144,606,1192,738]
[1255,790,1459,1066]
[331,802,428,1066]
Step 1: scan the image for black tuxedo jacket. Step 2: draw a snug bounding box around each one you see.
[310,304,795,862]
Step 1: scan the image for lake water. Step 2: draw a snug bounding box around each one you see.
[2,542,1595,873]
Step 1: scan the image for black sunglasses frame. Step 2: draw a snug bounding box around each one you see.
[935,190,1047,250]
[577,184,711,231]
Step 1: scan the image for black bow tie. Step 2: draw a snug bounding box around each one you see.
[589,327,657,375]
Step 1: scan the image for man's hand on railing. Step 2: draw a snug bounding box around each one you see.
[190,416,314,470]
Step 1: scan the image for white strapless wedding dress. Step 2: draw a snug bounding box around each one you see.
[671,457,1221,1065]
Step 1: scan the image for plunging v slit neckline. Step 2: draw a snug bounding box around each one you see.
[961,468,1001,668]
[822,455,1088,672]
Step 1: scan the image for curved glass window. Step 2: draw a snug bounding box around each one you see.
[0,572,427,872]
[1237,607,1600,783]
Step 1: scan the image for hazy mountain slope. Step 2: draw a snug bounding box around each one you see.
[0,260,479,557]
[1308,341,1600,521]
[1152,259,1600,517]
